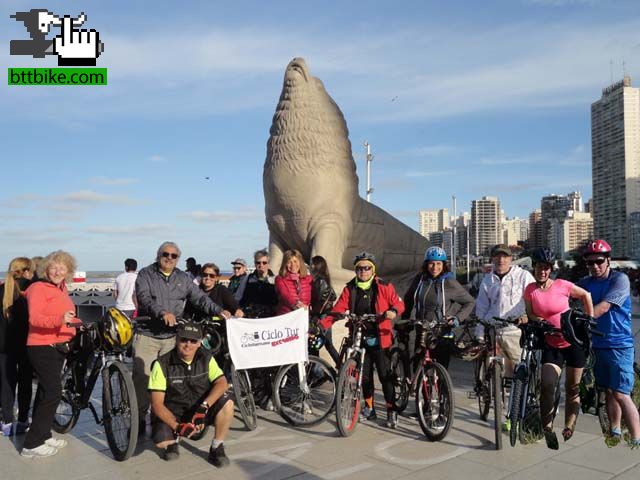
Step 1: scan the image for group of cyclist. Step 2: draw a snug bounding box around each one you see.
[0,236,638,465]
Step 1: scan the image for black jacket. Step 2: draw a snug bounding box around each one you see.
[185,284,239,320]
[150,347,220,418]
[311,275,336,315]
[240,271,277,315]
[0,278,31,353]
[402,272,475,323]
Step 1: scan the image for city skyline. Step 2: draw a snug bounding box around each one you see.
[1,0,639,270]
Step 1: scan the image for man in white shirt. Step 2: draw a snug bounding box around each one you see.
[475,245,535,377]
[113,258,138,317]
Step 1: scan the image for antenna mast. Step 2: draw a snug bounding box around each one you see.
[364,141,374,202]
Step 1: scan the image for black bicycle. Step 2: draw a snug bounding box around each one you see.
[507,319,559,447]
[390,317,455,441]
[198,317,257,431]
[472,317,518,450]
[53,319,138,461]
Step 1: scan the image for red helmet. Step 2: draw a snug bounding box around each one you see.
[583,239,612,256]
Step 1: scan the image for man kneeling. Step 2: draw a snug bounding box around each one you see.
[148,322,233,467]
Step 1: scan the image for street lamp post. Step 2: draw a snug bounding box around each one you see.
[364,141,374,202]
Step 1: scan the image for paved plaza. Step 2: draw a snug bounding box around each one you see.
[1,299,639,480]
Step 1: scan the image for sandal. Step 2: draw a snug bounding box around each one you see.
[562,426,574,442]
[544,429,559,450]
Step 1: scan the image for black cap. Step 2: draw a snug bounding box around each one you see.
[491,244,512,257]
[177,322,203,340]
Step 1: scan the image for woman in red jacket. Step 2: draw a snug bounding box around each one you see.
[21,250,81,458]
[320,252,404,428]
[274,249,313,315]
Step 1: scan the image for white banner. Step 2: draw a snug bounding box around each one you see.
[226,309,309,369]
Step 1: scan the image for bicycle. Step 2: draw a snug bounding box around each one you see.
[391,317,455,441]
[507,319,559,447]
[197,317,257,431]
[331,312,379,437]
[53,317,139,461]
[272,316,337,427]
[471,317,519,450]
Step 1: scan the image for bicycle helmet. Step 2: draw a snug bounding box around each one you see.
[424,246,447,262]
[583,239,612,257]
[531,247,556,266]
[560,309,591,351]
[99,307,134,353]
[353,251,376,265]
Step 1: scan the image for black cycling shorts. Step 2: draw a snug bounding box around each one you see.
[541,343,586,369]
[152,392,232,444]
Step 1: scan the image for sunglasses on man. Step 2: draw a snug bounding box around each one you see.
[586,258,607,267]
[202,273,217,279]
[255,261,268,265]
[355,266,372,272]
[161,252,179,259]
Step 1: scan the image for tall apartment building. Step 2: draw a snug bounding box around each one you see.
[470,196,501,256]
[629,212,640,260]
[503,217,528,246]
[591,76,640,257]
[528,209,543,249]
[548,212,594,259]
[541,193,577,248]
[419,208,449,238]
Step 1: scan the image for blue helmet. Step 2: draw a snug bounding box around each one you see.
[424,246,447,262]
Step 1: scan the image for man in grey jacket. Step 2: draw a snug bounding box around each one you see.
[134,241,231,434]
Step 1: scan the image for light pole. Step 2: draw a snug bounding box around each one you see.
[452,195,457,273]
[364,141,374,202]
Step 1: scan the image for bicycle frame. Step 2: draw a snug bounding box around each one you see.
[507,325,540,425]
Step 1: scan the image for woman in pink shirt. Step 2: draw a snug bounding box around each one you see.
[274,249,312,315]
[21,250,81,458]
[523,248,593,450]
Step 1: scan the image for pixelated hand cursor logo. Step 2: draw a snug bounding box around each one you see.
[10,9,104,66]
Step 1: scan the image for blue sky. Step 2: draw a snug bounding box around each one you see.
[1,0,639,270]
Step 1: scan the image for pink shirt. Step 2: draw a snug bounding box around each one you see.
[524,279,573,349]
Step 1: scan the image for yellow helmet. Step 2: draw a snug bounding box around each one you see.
[100,307,134,352]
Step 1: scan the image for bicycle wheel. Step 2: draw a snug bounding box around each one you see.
[389,347,409,413]
[492,363,503,450]
[53,361,81,434]
[335,357,361,437]
[230,364,257,430]
[415,362,454,441]
[509,376,524,447]
[273,356,336,427]
[102,361,138,461]
[476,355,491,421]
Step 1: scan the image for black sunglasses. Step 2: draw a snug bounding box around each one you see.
[355,266,372,272]
[161,252,179,259]
[233,266,242,270]
[202,273,217,279]
[255,261,268,265]
[586,258,607,266]
[178,337,199,344]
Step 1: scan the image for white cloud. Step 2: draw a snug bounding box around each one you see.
[57,190,139,205]
[89,176,139,186]
[87,225,170,235]
[183,209,262,223]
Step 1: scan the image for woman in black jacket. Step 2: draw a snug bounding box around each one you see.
[402,247,475,369]
[310,256,339,364]
[186,263,243,319]
[0,257,35,436]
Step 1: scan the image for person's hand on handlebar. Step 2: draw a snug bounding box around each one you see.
[220,310,232,320]
[385,310,397,321]
[162,312,177,327]
[517,314,529,325]
[446,316,459,327]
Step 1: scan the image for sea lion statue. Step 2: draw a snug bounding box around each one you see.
[263,57,429,285]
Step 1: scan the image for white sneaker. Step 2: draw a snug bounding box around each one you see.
[45,437,67,449]
[21,444,58,458]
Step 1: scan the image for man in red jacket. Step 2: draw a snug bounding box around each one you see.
[320,252,404,428]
